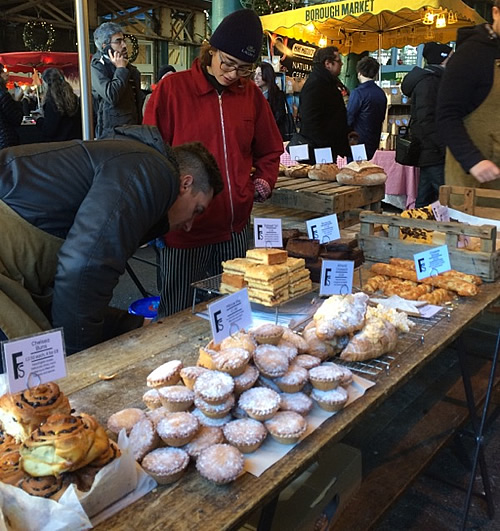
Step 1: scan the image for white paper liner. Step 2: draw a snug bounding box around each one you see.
[244,374,375,477]
[0,430,157,530]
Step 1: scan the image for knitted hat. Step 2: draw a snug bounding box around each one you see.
[157,64,176,82]
[423,42,453,64]
[210,9,262,63]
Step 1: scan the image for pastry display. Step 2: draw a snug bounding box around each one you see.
[128,416,161,462]
[0,449,24,487]
[140,447,190,485]
[146,360,183,388]
[196,443,244,484]
[286,237,321,262]
[222,418,267,453]
[277,340,298,363]
[194,394,235,419]
[158,386,195,412]
[180,366,209,390]
[279,392,314,417]
[311,386,349,412]
[274,365,309,393]
[19,474,70,501]
[193,371,234,405]
[313,293,369,339]
[142,389,163,410]
[308,364,344,391]
[245,264,290,307]
[253,345,289,378]
[308,163,339,181]
[211,347,251,376]
[183,426,224,460]
[336,161,387,186]
[293,354,322,370]
[156,412,200,447]
[246,248,288,265]
[251,323,284,345]
[238,388,281,421]
[265,411,307,444]
[233,364,260,395]
[220,331,257,354]
[107,408,146,435]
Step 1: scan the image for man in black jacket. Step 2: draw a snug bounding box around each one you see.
[401,43,453,207]
[436,0,500,187]
[91,22,144,139]
[0,126,223,356]
[0,63,23,150]
[296,46,350,162]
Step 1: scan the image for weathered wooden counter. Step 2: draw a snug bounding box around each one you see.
[59,279,500,531]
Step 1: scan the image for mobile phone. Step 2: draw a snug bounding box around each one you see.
[103,44,113,58]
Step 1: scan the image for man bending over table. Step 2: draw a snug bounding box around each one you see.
[0,125,223,357]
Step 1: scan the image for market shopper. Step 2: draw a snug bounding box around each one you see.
[0,125,223,357]
[91,22,144,139]
[347,56,387,160]
[291,46,350,162]
[401,43,453,206]
[143,9,283,317]
[0,63,23,150]
[436,0,500,187]
[36,68,82,142]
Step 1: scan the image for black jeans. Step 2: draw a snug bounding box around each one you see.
[415,164,445,208]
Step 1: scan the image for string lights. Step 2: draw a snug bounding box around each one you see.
[23,20,55,51]
[125,33,139,63]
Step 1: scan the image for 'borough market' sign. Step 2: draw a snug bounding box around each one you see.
[305,0,375,21]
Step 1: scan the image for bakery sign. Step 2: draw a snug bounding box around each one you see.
[303,0,375,21]
[208,289,253,345]
[270,35,316,79]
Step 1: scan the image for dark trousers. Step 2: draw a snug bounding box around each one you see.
[158,226,249,318]
[415,164,445,208]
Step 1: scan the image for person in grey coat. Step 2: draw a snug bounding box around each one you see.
[91,22,144,139]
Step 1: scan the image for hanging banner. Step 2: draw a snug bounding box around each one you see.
[270,34,317,79]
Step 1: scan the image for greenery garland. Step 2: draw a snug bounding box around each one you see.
[125,34,139,63]
[23,20,55,51]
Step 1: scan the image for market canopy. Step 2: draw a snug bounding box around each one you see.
[0,52,80,76]
[260,0,486,54]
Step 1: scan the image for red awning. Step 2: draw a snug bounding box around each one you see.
[0,51,80,76]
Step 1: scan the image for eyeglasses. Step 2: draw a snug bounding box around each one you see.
[218,51,255,77]
[110,38,126,46]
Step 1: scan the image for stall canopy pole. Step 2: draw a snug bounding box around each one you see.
[75,0,94,140]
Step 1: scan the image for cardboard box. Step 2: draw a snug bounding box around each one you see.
[240,443,362,531]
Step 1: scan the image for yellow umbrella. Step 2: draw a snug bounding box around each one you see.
[260,0,485,54]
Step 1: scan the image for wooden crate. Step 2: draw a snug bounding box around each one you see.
[358,211,499,281]
[439,185,500,220]
[270,176,384,215]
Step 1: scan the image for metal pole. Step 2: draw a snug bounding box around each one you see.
[74,0,94,140]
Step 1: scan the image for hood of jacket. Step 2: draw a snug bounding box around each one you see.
[401,65,444,97]
[456,23,499,48]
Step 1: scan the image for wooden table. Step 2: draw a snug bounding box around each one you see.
[59,279,500,531]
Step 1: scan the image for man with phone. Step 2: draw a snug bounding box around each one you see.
[91,22,144,139]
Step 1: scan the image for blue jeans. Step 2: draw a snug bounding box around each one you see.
[415,164,445,208]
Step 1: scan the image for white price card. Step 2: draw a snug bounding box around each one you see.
[289,144,309,162]
[351,144,368,162]
[208,288,253,345]
[414,245,451,281]
[2,329,67,393]
[313,147,333,163]
[254,217,282,248]
[320,260,354,296]
[430,201,450,222]
[306,214,340,243]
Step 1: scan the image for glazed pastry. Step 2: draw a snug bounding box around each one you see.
[233,364,259,395]
[223,418,267,453]
[158,386,195,412]
[146,359,183,388]
[107,408,146,435]
[142,389,162,410]
[128,416,160,462]
[0,382,71,442]
[253,344,289,378]
[265,411,307,444]
[309,364,344,391]
[20,413,109,477]
[141,447,190,485]
[20,474,69,501]
[196,444,244,484]
[238,387,281,421]
[274,365,309,393]
[0,431,19,456]
[311,387,349,412]
[180,366,209,390]
[182,426,224,460]
[0,449,24,486]
[279,392,314,416]
[156,412,199,447]
[313,293,369,339]
[193,371,234,405]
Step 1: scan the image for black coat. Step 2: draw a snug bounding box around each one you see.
[402,65,446,167]
[0,85,23,149]
[298,65,350,159]
[36,99,83,142]
[0,126,177,354]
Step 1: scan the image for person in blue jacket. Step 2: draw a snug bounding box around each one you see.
[346,56,387,160]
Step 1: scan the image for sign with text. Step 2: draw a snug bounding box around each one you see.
[320,260,354,296]
[351,144,367,161]
[289,144,309,161]
[414,245,451,281]
[2,329,67,393]
[306,214,340,243]
[254,217,283,248]
[314,147,333,163]
[208,289,253,345]
[430,201,450,222]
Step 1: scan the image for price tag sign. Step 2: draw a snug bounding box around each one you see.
[351,144,368,162]
[289,144,309,162]
[320,260,354,296]
[2,329,67,393]
[208,289,253,345]
[306,214,340,243]
[430,201,450,222]
[414,245,451,280]
[254,218,282,248]
[313,147,333,163]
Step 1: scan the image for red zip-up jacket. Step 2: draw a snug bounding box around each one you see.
[143,58,283,248]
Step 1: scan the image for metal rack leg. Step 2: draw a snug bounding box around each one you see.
[457,329,500,529]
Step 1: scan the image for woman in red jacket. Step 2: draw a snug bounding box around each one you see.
[143,9,283,317]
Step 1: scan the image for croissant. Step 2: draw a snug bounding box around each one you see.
[0,383,72,442]
[313,293,369,339]
[20,413,110,477]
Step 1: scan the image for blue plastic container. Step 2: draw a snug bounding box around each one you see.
[128,296,160,319]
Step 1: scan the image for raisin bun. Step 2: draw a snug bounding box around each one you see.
[0,383,71,442]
